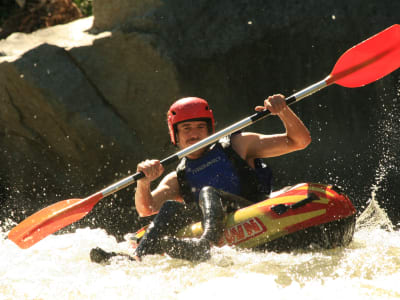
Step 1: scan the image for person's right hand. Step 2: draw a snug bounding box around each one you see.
[136,159,164,183]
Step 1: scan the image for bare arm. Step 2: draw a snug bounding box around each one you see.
[233,94,311,162]
[134,160,182,217]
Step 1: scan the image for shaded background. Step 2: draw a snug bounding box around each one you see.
[1,0,399,239]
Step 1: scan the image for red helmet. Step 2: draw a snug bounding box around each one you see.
[167,97,215,144]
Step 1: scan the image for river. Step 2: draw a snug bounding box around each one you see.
[1,194,399,300]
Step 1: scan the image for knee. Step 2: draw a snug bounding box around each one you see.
[199,186,221,210]
[199,186,221,202]
[157,200,186,221]
[161,200,184,212]
[200,186,218,195]
[198,187,225,220]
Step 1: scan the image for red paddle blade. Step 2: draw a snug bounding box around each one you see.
[8,193,103,249]
[328,24,400,87]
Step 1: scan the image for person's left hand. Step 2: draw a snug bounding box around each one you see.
[255,94,287,115]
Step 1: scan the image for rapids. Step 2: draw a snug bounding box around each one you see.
[1,198,400,300]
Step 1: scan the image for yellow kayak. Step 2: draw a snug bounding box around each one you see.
[133,183,356,251]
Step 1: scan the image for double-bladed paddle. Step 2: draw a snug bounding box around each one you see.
[8,24,400,249]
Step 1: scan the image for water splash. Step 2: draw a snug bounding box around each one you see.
[356,80,400,232]
[356,165,394,232]
[2,226,400,300]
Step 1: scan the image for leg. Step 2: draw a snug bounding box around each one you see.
[161,186,226,261]
[134,200,200,257]
[91,190,249,264]
[199,186,226,244]
[90,201,197,264]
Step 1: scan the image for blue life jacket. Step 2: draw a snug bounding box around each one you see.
[176,135,273,204]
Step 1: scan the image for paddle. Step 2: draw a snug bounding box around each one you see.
[8,24,400,249]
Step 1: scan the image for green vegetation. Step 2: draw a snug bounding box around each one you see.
[73,0,93,17]
[0,0,93,27]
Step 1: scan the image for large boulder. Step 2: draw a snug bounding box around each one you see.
[1,0,399,238]
[0,17,180,234]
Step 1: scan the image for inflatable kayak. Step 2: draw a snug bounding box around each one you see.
[133,182,356,252]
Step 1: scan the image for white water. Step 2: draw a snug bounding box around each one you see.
[1,200,400,300]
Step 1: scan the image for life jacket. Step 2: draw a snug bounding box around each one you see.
[176,135,273,204]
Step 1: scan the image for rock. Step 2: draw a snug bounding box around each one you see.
[0,17,179,235]
[69,30,180,151]
[0,17,109,57]
[92,0,162,32]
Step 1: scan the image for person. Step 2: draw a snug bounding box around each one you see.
[129,94,311,262]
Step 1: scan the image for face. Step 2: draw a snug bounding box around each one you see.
[176,120,210,158]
